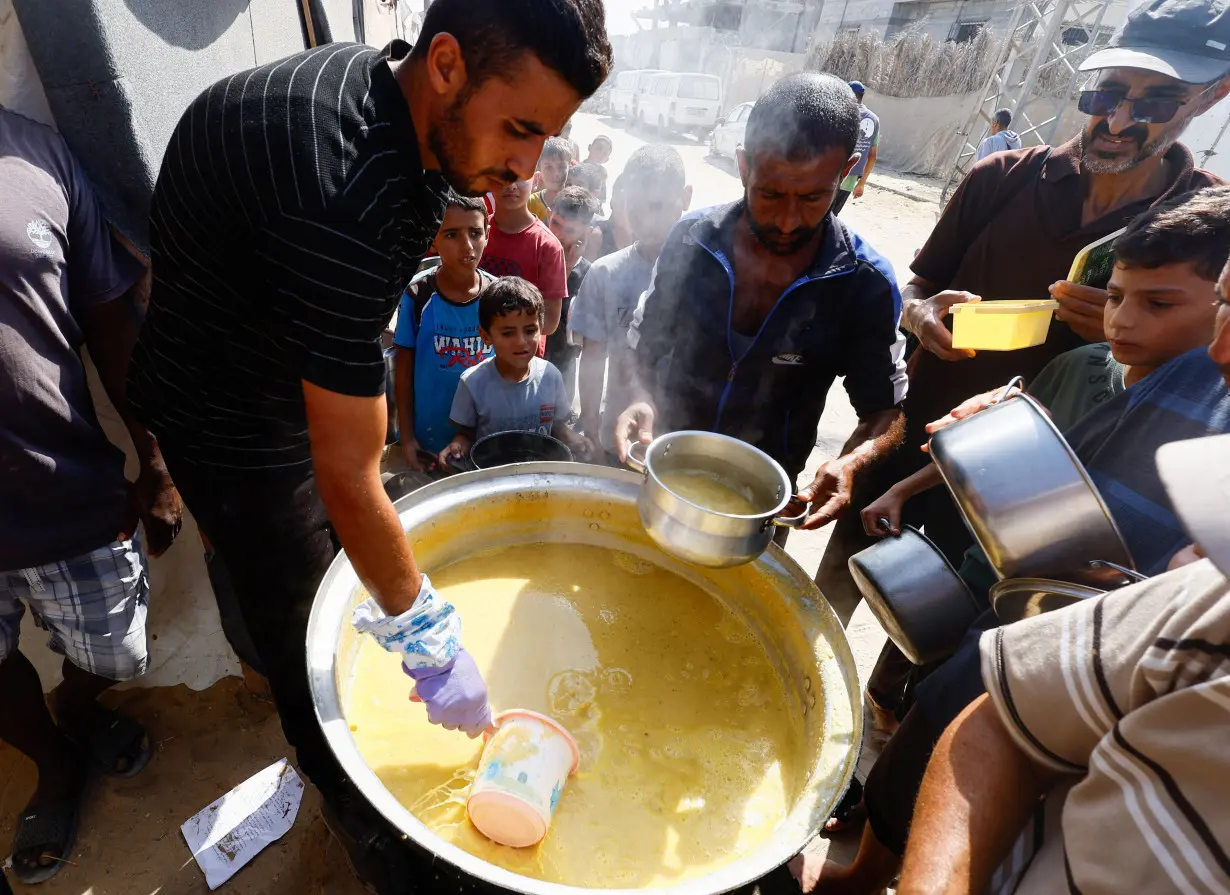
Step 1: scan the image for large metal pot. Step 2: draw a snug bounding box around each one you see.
[627,431,805,568]
[307,463,861,895]
[848,525,982,665]
[989,577,1107,623]
[928,393,1135,588]
[470,431,573,468]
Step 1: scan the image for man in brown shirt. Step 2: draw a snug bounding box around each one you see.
[898,429,1230,895]
[815,0,1230,625]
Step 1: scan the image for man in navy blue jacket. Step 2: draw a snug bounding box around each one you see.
[616,73,907,575]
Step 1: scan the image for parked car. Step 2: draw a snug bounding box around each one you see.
[709,101,753,160]
[637,72,723,139]
[609,69,664,120]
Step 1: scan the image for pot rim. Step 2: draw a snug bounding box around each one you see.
[644,430,793,520]
[930,392,1134,575]
[307,462,861,895]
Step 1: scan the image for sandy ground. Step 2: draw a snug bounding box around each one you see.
[1,114,941,894]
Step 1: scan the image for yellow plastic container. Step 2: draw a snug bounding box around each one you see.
[950,300,1060,351]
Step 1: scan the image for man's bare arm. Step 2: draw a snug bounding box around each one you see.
[897,695,1058,895]
[304,382,421,615]
[611,341,657,462]
[80,267,183,556]
[797,409,904,529]
[543,297,563,336]
[578,338,607,442]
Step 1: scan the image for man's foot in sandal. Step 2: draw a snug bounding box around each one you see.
[61,704,152,778]
[10,750,88,884]
[822,777,865,834]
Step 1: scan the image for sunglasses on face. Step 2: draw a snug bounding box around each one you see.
[1077,85,1209,124]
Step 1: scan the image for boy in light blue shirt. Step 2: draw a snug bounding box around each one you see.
[393,196,495,469]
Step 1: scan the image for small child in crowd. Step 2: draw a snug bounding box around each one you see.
[441,278,589,465]
[393,195,495,471]
[528,137,574,221]
[565,162,607,209]
[584,135,613,166]
[571,144,691,461]
[545,186,602,409]
[480,178,568,346]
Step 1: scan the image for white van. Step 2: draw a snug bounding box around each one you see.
[637,72,723,138]
[609,69,664,120]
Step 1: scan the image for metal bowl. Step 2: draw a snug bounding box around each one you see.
[470,431,573,468]
[848,526,982,665]
[928,393,1135,588]
[627,431,805,568]
[990,577,1107,623]
[306,463,861,895]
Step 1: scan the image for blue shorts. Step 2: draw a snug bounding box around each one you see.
[0,536,150,681]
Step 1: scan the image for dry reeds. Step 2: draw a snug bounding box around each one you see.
[807,27,999,97]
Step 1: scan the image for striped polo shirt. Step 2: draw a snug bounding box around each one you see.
[128,40,449,473]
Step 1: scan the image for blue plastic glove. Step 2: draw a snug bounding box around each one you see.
[403,649,493,737]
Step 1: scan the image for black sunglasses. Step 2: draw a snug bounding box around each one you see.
[1077,87,1207,124]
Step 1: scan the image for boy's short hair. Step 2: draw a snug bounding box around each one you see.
[1115,186,1230,281]
[444,192,489,220]
[552,186,600,224]
[565,163,605,195]
[621,144,686,194]
[410,0,611,100]
[539,137,574,167]
[478,277,545,330]
[744,72,860,162]
[591,135,613,150]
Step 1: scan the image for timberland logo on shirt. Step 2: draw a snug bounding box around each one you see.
[772,353,805,366]
[27,219,53,253]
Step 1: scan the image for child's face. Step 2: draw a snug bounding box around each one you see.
[496,180,533,212]
[588,140,612,164]
[1211,257,1230,388]
[548,211,591,270]
[625,180,691,250]
[482,310,541,369]
[1104,260,1220,371]
[433,207,488,272]
[539,155,570,192]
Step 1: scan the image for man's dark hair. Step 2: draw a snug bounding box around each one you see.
[994,108,1013,129]
[566,162,605,194]
[479,276,545,330]
[591,134,613,150]
[744,73,861,162]
[411,0,613,99]
[621,144,686,193]
[444,193,489,217]
[552,185,600,224]
[1115,186,1230,281]
[540,137,575,165]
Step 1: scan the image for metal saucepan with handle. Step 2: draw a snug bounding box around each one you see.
[991,561,1148,623]
[847,521,982,665]
[626,431,807,568]
[928,389,1136,588]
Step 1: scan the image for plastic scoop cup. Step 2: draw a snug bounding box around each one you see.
[466,709,580,848]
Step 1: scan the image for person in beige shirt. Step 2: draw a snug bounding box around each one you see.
[898,431,1230,895]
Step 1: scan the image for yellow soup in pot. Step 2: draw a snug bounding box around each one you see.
[346,543,803,888]
[657,470,763,516]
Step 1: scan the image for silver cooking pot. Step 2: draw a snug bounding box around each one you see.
[306,463,861,895]
[928,392,1136,588]
[989,577,1107,623]
[626,431,806,568]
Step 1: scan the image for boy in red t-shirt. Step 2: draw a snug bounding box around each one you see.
[480,179,568,352]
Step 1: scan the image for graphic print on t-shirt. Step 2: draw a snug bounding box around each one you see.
[481,256,524,278]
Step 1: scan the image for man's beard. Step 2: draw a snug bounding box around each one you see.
[745,200,824,256]
[1081,118,1182,175]
[427,99,518,197]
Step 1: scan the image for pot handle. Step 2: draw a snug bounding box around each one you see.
[773,502,810,528]
[994,375,1026,405]
[1088,559,1148,582]
[625,441,649,474]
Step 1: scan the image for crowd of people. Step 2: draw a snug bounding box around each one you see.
[2,0,1229,891]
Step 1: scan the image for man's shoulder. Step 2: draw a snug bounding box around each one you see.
[0,107,73,175]
[590,244,640,274]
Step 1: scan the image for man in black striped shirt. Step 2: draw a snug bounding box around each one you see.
[127,1,610,888]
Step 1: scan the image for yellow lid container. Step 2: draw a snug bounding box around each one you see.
[950,300,1060,351]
